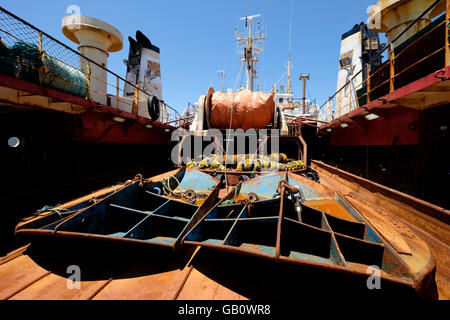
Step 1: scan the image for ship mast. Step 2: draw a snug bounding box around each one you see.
[286,59,292,95]
[235,14,265,91]
[286,0,294,95]
[218,70,225,92]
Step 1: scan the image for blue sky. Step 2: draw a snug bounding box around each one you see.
[2,0,382,114]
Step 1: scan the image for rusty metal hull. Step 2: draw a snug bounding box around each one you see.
[12,167,438,299]
[16,168,220,250]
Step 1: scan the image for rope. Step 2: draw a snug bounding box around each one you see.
[221,199,235,206]
[38,206,70,216]
[21,185,120,223]
[36,205,70,219]
[89,186,118,204]
[160,179,173,195]
[159,175,182,196]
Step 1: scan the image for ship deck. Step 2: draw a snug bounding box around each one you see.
[1,163,448,300]
[319,65,450,133]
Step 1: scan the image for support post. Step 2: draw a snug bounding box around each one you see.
[38,31,43,52]
[116,76,120,109]
[446,0,450,66]
[389,43,395,92]
[86,63,91,100]
[132,84,139,115]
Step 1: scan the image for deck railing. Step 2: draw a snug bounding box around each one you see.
[0,6,181,124]
[319,0,449,122]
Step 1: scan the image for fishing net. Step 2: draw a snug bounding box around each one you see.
[8,41,42,84]
[41,54,87,97]
[0,39,17,77]
[0,39,87,97]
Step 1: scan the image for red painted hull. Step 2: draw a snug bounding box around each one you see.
[77,111,170,144]
[319,66,450,147]
[328,107,419,146]
[0,73,174,145]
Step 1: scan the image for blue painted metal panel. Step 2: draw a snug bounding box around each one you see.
[286,175,329,201]
[239,173,284,199]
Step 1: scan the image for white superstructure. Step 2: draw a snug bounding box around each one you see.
[124,31,162,100]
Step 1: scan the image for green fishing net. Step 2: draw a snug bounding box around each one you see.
[0,40,87,97]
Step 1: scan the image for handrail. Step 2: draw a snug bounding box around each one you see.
[0,6,182,123]
[319,0,443,115]
[392,47,445,79]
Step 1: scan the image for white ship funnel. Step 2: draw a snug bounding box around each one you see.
[335,23,383,118]
[124,31,162,100]
[62,15,123,105]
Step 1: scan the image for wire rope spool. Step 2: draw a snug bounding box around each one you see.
[273,96,278,128]
[147,95,161,121]
[204,87,214,129]
[182,189,197,204]
[247,192,259,202]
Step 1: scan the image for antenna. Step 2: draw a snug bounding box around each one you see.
[235,14,265,91]
[244,0,247,25]
[287,0,294,94]
[218,70,225,92]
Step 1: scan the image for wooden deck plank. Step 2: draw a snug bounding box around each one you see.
[210,280,247,300]
[0,255,49,300]
[0,245,29,266]
[177,268,245,300]
[9,273,109,300]
[177,268,224,300]
[92,266,192,300]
